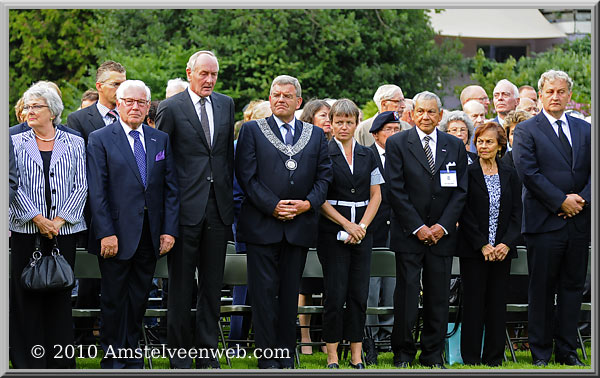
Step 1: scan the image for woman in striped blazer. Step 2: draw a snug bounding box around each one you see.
[9,83,87,369]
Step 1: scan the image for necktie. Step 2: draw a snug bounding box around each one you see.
[107,109,118,123]
[283,123,294,145]
[556,120,572,163]
[381,152,386,168]
[199,97,211,148]
[129,130,147,187]
[423,135,435,174]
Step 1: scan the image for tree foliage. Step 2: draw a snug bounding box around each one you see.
[10,9,465,124]
[9,9,103,125]
[458,35,591,115]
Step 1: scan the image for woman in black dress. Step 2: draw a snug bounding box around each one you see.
[318,99,382,368]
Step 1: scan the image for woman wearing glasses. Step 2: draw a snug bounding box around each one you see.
[439,110,478,164]
[9,82,87,368]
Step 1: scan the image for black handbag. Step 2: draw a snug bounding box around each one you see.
[20,235,75,292]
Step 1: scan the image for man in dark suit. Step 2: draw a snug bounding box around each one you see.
[67,60,127,345]
[512,70,590,367]
[155,50,235,369]
[68,61,126,144]
[366,111,400,350]
[87,80,179,369]
[235,75,332,369]
[385,91,468,369]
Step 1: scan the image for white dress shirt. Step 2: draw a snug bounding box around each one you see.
[188,87,215,145]
[415,126,438,167]
[374,142,386,168]
[273,114,296,142]
[121,122,146,153]
[542,109,572,145]
[97,102,119,126]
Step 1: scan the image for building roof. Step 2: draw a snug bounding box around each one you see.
[428,9,567,39]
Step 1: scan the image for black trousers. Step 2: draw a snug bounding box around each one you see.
[391,251,452,365]
[525,219,589,362]
[318,232,372,343]
[9,232,77,369]
[98,214,157,369]
[460,257,511,365]
[167,193,228,368]
[246,240,307,369]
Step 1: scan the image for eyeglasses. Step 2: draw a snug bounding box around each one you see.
[385,98,406,104]
[23,105,49,112]
[102,81,123,88]
[467,96,489,103]
[120,98,149,107]
[448,127,468,134]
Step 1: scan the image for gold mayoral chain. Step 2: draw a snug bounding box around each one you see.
[256,118,313,171]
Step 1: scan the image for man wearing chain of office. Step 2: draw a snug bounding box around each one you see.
[235,75,332,369]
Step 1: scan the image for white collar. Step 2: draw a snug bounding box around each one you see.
[121,121,144,138]
[187,87,211,105]
[416,126,437,143]
[273,115,297,129]
[96,102,115,117]
[374,142,386,156]
[542,108,568,127]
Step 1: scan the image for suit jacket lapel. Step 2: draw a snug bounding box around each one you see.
[266,116,289,169]
[567,114,581,167]
[49,130,68,170]
[89,103,106,132]
[210,93,221,147]
[536,113,571,164]
[21,131,44,170]
[181,92,211,150]
[470,160,488,193]
[112,122,144,187]
[407,128,433,174]
[144,125,157,185]
[434,130,449,174]
[329,139,354,188]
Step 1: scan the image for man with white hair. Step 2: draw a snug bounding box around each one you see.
[165,78,189,98]
[459,85,490,113]
[462,99,487,152]
[512,70,590,367]
[355,84,411,146]
[87,79,179,369]
[491,79,520,126]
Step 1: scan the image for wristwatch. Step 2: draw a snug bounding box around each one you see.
[359,223,367,231]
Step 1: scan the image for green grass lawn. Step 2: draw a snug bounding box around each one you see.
[74,346,592,370]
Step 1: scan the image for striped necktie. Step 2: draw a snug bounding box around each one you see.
[423,135,435,174]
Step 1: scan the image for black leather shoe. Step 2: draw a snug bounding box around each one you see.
[195,357,221,369]
[394,361,410,368]
[556,354,585,366]
[327,363,340,369]
[532,359,548,367]
[349,362,365,369]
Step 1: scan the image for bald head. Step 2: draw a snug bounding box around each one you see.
[460,85,490,113]
[516,97,538,116]
[463,100,486,128]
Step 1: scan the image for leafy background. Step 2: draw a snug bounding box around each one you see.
[9,9,591,125]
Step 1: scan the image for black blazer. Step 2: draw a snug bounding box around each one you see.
[235,116,332,247]
[512,113,590,235]
[66,102,105,144]
[156,90,235,226]
[457,159,522,259]
[385,127,468,256]
[368,143,390,247]
[319,140,379,235]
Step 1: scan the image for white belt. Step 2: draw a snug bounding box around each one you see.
[328,200,369,223]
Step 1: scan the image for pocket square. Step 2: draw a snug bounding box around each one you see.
[155,150,165,161]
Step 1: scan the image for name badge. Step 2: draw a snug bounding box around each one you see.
[440,161,457,187]
[440,171,457,187]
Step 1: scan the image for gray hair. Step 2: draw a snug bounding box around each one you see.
[270,75,302,98]
[413,91,442,110]
[186,50,219,72]
[116,80,151,101]
[23,82,64,125]
[373,84,402,111]
[538,69,573,92]
[494,79,519,98]
[166,78,189,96]
[438,110,475,145]
[328,98,360,123]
